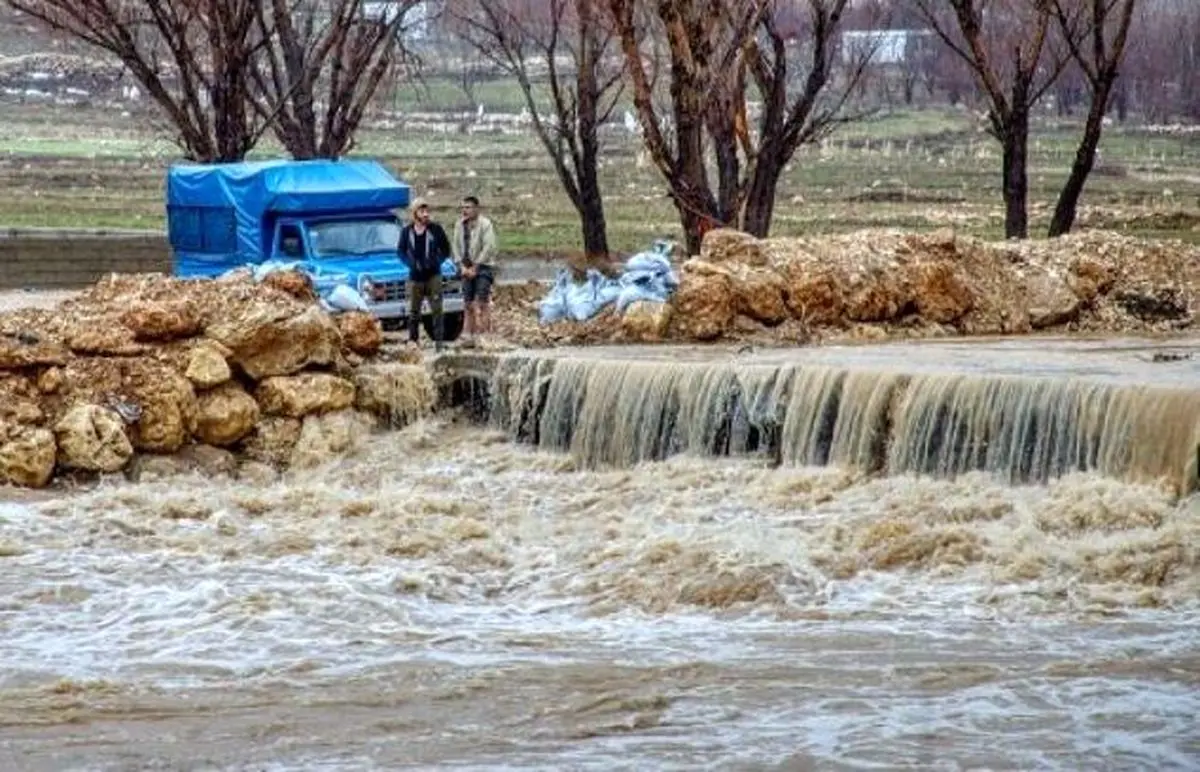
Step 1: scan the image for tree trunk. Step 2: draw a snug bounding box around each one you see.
[1048,81,1112,237]
[742,150,784,237]
[576,136,609,258]
[1000,107,1030,239]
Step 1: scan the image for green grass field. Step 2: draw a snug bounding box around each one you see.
[1,97,1198,255]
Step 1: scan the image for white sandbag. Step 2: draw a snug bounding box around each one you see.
[325,283,371,312]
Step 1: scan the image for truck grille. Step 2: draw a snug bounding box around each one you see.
[378,280,406,302]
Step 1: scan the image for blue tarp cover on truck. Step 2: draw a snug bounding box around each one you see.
[166,158,411,276]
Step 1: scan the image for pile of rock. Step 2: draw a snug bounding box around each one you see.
[0,272,434,488]
[512,227,1197,345]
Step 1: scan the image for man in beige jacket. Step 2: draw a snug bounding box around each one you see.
[451,195,499,342]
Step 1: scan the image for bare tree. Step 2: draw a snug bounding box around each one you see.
[608,0,874,253]
[1046,0,1138,237]
[251,0,421,159]
[451,0,624,259]
[912,0,1070,239]
[6,0,269,162]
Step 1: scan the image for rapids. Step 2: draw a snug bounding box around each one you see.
[1,411,1198,769]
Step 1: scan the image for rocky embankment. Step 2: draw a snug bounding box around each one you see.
[501,228,1199,345]
[0,272,433,489]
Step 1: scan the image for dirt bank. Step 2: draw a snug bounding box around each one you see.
[0,272,433,489]
[498,228,1199,346]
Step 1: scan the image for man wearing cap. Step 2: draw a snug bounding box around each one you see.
[398,197,452,350]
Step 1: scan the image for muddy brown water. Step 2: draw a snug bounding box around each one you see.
[2,338,1200,770]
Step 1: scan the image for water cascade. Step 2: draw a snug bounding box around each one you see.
[487,351,1200,494]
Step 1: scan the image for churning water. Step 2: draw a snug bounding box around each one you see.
[2,339,1199,770]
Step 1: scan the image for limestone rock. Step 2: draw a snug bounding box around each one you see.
[37,367,64,394]
[1068,257,1116,303]
[779,266,846,326]
[700,228,769,267]
[844,266,913,323]
[207,305,340,380]
[0,335,69,369]
[620,301,673,342]
[0,422,57,488]
[185,343,232,389]
[729,267,789,326]
[131,366,198,453]
[290,409,373,469]
[1021,267,1082,329]
[670,260,736,341]
[337,311,384,356]
[353,364,435,426]
[0,375,43,425]
[911,262,974,324]
[256,373,356,418]
[120,300,201,342]
[240,417,302,467]
[262,269,318,302]
[54,404,133,473]
[194,383,259,447]
[65,323,146,357]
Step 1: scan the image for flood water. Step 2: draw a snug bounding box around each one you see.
[2,338,1200,770]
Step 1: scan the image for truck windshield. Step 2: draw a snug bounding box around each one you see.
[308,219,400,258]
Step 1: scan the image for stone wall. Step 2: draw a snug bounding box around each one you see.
[0,228,169,290]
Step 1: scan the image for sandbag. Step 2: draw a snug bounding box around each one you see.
[539,270,571,325]
[325,284,371,312]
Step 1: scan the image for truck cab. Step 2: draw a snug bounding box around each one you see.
[165,159,464,339]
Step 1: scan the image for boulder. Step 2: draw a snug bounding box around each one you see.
[207,305,340,380]
[126,362,198,453]
[290,409,373,469]
[337,312,384,356]
[1021,267,1082,329]
[54,404,134,473]
[65,323,146,357]
[0,335,69,369]
[194,383,260,447]
[353,363,435,426]
[0,374,43,425]
[0,422,57,488]
[1067,257,1116,303]
[778,265,846,326]
[262,269,318,302]
[700,228,769,267]
[620,301,673,342]
[670,260,736,341]
[240,417,303,467]
[37,367,64,395]
[256,373,356,418]
[185,343,232,389]
[729,267,789,326]
[120,300,201,342]
[911,262,974,324]
[843,266,913,323]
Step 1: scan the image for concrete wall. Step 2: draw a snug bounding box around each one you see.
[0,228,169,290]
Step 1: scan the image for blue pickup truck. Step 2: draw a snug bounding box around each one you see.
[165,158,464,339]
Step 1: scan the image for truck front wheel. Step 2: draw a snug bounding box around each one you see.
[423,311,464,342]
